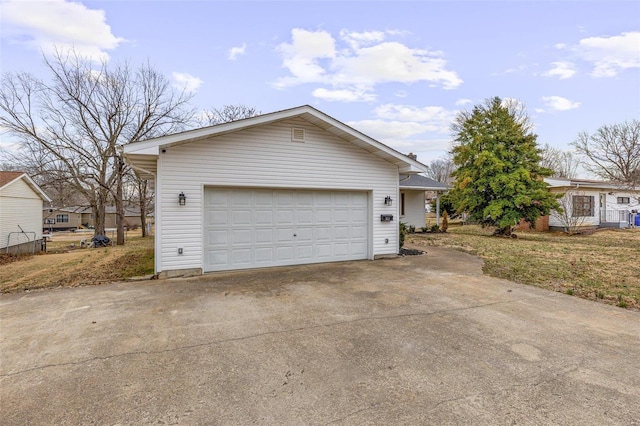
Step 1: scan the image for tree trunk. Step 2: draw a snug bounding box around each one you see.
[115,156,125,245]
[94,198,106,236]
[139,179,148,238]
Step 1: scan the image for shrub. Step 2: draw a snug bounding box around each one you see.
[441,211,449,233]
[399,222,407,249]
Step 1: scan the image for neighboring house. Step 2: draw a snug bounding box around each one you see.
[43,206,83,231]
[43,206,143,231]
[123,105,428,277]
[399,174,450,229]
[0,171,51,254]
[545,178,639,231]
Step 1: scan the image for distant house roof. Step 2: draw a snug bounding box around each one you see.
[545,177,639,191]
[0,171,51,202]
[399,174,450,191]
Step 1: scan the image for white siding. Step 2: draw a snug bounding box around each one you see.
[0,178,44,249]
[549,189,601,228]
[400,190,426,229]
[157,117,399,274]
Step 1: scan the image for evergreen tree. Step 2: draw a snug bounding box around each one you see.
[450,97,559,235]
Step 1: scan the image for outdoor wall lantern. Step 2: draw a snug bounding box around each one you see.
[178,192,187,206]
[384,196,393,206]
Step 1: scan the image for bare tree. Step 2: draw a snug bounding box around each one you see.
[0,50,193,244]
[424,156,456,184]
[539,143,580,178]
[551,190,588,235]
[196,104,260,127]
[572,120,640,187]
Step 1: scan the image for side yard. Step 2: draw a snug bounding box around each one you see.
[408,226,640,310]
[0,232,154,293]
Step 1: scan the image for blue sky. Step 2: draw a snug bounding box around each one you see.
[1,0,639,167]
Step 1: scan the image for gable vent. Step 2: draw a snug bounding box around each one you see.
[291,127,306,142]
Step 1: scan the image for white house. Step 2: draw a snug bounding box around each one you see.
[546,177,639,231]
[399,174,450,229]
[123,105,429,277]
[0,171,51,254]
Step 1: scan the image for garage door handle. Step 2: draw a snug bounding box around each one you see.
[293,233,297,237]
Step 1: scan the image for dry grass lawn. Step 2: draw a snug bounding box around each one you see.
[0,230,154,293]
[408,226,640,310]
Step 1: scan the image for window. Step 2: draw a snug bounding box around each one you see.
[56,214,69,223]
[617,197,630,204]
[44,218,55,224]
[400,192,405,216]
[572,195,594,217]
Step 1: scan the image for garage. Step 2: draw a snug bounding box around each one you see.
[124,105,428,277]
[204,188,369,271]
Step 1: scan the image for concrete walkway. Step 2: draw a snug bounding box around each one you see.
[1,247,639,425]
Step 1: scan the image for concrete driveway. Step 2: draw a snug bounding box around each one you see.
[1,247,639,425]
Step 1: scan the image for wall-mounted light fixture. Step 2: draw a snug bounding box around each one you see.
[384,196,393,206]
[178,192,187,206]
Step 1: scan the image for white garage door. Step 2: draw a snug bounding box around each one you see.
[204,188,369,271]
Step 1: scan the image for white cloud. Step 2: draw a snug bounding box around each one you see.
[557,31,640,77]
[348,119,437,139]
[540,96,581,112]
[274,28,335,88]
[172,72,203,93]
[542,61,577,79]
[374,104,456,132]
[577,31,640,77]
[339,29,386,49]
[312,88,376,102]
[0,0,124,60]
[228,43,247,60]
[274,28,462,101]
[455,98,472,106]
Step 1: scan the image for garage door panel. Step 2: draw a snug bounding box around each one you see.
[277,191,294,206]
[231,229,251,244]
[333,243,349,256]
[334,226,349,240]
[316,244,332,257]
[315,227,332,241]
[297,209,313,224]
[205,188,369,271]
[254,191,273,206]
[351,241,367,255]
[255,229,273,244]
[255,210,273,225]
[255,248,273,263]
[232,192,251,206]
[277,228,295,242]
[333,209,350,223]
[296,227,313,241]
[233,210,251,225]
[231,248,252,265]
[277,246,294,261]
[208,230,228,245]
[297,245,313,259]
[207,190,229,207]
[208,210,228,226]
[277,210,294,225]
[208,250,228,266]
[350,225,367,239]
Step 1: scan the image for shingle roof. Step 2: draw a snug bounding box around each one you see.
[399,174,450,190]
[0,171,25,188]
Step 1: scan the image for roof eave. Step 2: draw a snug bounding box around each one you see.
[122,105,429,174]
